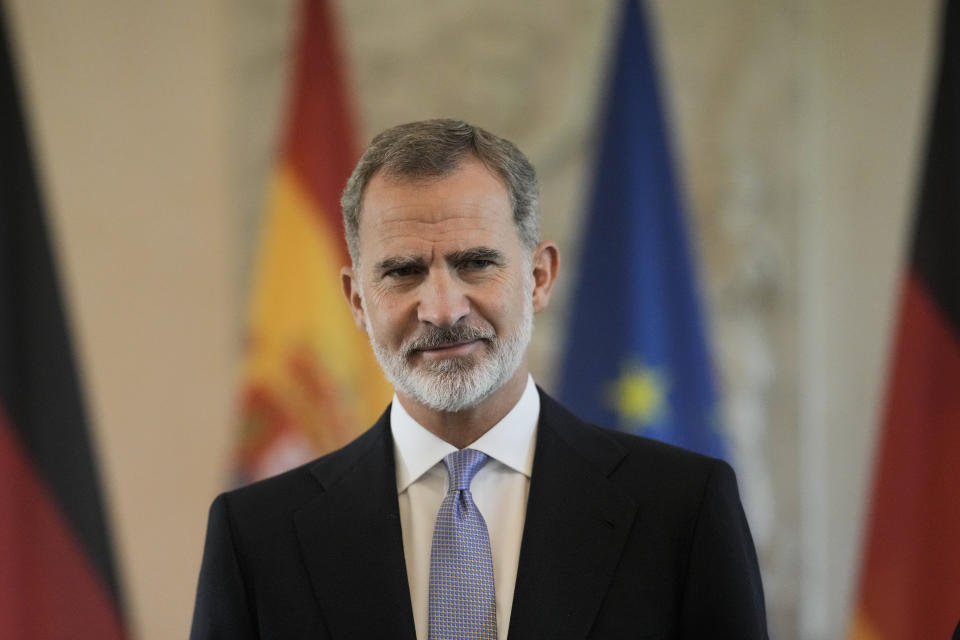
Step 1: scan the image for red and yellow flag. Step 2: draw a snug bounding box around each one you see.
[849,2,960,638]
[235,0,390,482]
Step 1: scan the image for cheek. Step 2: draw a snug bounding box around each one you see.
[365,293,415,340]
[480,287,526,332]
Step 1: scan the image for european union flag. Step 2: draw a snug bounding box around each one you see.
[558,0,727,459]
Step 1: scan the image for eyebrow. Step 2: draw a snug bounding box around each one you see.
[372,247,506,277]
[446,247,505,265]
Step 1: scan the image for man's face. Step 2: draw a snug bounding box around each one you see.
[343,158,542,413]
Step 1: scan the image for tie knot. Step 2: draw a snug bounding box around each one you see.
[443,449,488,492]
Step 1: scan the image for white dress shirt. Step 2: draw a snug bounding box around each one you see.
[391,374,539,640]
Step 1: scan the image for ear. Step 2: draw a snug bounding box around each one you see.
[530,241,560,313]
[341,265,367,332]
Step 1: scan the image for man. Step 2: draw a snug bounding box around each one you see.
[191,119,767,639]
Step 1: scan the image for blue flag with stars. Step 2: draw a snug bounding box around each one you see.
[558,0,727,460]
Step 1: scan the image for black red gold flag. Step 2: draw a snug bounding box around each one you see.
[849,2,960,638]
[0,5,127,638]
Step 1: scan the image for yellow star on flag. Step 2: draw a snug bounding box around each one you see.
[609,363,668,427]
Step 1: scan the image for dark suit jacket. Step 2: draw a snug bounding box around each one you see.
[191,390,767,639]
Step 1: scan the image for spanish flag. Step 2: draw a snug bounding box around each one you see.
[849,2,960,638]
[235,0,390,483]
[0,5,127,638]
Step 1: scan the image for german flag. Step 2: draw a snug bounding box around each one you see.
[0,6,127,639]
[235,0,391,482]
[849,2,960,638]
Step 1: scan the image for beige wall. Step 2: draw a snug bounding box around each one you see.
[5,1,939,638]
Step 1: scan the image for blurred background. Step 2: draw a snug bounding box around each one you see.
[2,0,948,638]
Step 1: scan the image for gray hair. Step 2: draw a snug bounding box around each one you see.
[341,119,540,264]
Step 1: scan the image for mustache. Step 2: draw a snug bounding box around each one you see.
[404,325,495,354]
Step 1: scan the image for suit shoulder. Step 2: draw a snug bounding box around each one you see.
[217,413,391,523]
[605,427,726,477]
[538,390,731,507]
[218,459,319,520]
[539,389,723,480]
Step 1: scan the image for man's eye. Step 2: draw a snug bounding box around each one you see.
[462,259,493,270]
[386,266,418,278]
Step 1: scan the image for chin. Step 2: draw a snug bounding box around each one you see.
[399,361,514,413]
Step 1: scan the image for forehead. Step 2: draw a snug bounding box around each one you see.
[357,158,519,258]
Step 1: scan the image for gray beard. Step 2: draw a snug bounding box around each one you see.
[364,291,533,413]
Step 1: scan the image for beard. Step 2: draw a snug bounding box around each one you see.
[364,282,534,413]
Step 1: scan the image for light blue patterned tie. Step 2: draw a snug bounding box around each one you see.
[428,449,497,640]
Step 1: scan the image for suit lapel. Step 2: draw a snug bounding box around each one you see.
[508,392,638,639]
[293,415,416,639]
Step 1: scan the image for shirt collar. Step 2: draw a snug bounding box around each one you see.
[391,374,540,493]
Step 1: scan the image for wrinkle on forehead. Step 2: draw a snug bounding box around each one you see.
[366,191,510,222]
[361,201,516,250]
[357,157,518,263]
[374,208,504,240]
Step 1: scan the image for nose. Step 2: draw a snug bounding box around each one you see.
[417,269,470,328]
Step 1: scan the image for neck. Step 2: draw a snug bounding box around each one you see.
[396,365,530,449]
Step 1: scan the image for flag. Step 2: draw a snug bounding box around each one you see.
[0,6,127,638]
[235,0,391,482]
[849,2,960,638]
[558,0,726,459]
